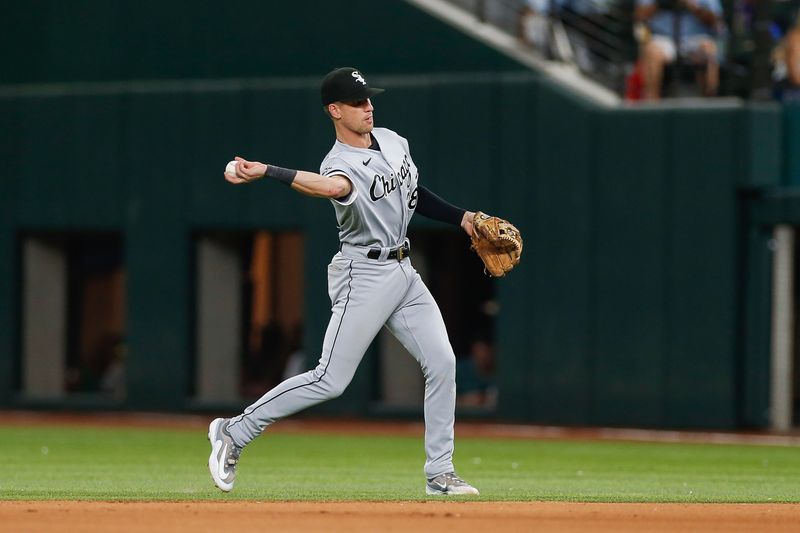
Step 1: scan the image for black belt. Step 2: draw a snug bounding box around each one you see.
[367,244,410,261]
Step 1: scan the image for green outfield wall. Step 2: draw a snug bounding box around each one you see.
[0,73,784,428]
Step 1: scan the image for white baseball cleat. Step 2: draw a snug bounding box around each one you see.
[207,418,241,492]
[425,472,480,495]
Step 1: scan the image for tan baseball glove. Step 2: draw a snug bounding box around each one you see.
[470,211,523,277]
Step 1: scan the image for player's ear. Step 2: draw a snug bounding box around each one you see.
[328,103,342,120]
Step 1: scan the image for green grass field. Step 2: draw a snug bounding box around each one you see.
[1,424,799,502]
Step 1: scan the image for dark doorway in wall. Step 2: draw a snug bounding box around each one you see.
[65,234,126,398]
[19,232,125,400]
[193,230,305,404]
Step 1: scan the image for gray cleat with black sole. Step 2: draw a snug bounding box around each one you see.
[426,472,480,495]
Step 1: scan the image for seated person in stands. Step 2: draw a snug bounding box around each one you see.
[456,338,497,409]
[635,0,723,100]
[773,10,800,102]
[518,0,553,53]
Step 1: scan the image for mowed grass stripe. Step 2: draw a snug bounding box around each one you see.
[1,425,798,502]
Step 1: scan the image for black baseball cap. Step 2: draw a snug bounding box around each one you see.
[320,67,385,106]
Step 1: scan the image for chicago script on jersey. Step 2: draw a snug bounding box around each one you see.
[369,173,397,201]
[369,155,413,202]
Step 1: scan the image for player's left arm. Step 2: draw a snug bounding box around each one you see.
[226,156,351,199]
[416,185,475,237]
[400,131,474,236]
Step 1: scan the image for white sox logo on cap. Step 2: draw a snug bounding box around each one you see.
[352,71,366,85]
[320,67,385,105]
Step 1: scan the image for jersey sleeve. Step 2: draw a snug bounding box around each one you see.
[321,156,358,206]
[416,184,465,225]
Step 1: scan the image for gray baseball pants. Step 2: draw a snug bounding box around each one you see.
[227,248,457,478]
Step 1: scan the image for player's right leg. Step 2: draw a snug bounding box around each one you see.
[385,264,479,495]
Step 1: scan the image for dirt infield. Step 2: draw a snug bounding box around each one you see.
[3,501,800,533]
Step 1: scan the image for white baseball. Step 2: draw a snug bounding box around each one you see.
[225,160,238,177]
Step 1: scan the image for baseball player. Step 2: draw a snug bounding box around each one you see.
[209,67,480,496]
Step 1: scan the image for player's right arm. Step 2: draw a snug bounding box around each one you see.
[225,156,352,199]
[287,170,351,199]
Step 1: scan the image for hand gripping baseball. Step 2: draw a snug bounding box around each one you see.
[224,157,267,184]
[470,211,523,277]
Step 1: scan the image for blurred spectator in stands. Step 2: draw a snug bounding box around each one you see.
[772,7,800,102]
[625,58,646,100]
[519,0,553,54]
[558,0,619,72]
[456,337,497,409]
[635,0,724,99]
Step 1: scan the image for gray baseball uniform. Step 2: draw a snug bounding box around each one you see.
[227,127,457,478]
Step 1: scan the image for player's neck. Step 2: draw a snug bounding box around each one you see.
[335,125,372,149]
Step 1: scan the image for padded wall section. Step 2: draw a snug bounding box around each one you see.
[664,110,739,428]
[0,99,17,401]
[524,85,596,424]
[124,93,191,407]
[591,110,669,427]
[784,104,800,186]
[0,0,525,84]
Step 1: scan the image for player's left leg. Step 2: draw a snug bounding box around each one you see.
[208,259,407,492]
[385,261,478,495]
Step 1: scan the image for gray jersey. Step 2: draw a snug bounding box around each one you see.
[320,127,419,248]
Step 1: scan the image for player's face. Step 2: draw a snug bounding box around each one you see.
[339,98,374,134]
